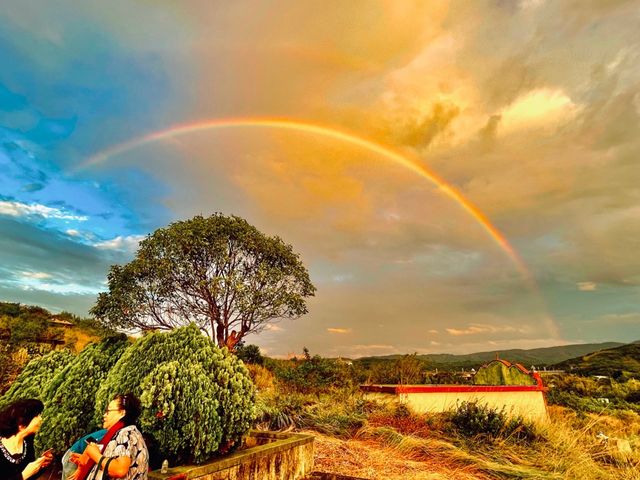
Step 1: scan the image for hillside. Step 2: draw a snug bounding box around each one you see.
[0,301,108,393]
[0,301,106,352]
[356,341,625,369]
[553,342,640,379]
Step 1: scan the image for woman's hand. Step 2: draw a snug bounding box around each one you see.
[67,468,81,480]
[83,442,102,461]
[21,456,46,479]
[69,452,90,467]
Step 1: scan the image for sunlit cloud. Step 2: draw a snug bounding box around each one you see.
[264,324,284,332]
[327,327,352,334]
[0,200,87,221]
[445,324,529,337]
[577,282,597,291]
[499,88,578,134]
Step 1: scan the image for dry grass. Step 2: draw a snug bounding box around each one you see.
[310,429,485,480]
[291,396,640,479]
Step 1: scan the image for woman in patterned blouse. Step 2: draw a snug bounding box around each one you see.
[70,393,148,480]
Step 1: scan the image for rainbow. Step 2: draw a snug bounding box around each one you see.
[78,117,559,338]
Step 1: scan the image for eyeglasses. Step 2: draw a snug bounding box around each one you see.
[104,408,122,414]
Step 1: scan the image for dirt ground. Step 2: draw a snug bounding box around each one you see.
[308,431,483,480]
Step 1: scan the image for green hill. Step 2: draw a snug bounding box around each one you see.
[355,341,625,370]
[553,342,640,379]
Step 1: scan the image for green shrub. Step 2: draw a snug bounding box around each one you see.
[0,349,74,409]
[449,401,537,443]
[35,336,128,454]
[235,343,264,365]
[95,324,255,464]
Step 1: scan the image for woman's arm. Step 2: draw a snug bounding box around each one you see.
[20,456,47,480]
[102,456,132,478]
[83,442,132,478]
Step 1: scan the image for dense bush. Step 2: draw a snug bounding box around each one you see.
[36,336,129,453]
[95,324,255,464]
[0,349,74,409]
[235,343,264,365]
[449,401,537,443]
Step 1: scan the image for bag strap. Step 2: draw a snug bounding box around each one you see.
[103,457,115,479]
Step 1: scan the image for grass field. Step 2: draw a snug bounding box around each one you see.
[255,383,640,479]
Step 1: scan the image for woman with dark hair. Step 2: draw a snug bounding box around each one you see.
[0,398,53,480]
[69,393,148,480]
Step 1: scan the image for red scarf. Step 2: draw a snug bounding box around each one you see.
[76,420,125,480]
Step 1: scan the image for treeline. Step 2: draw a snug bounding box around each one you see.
[236,347,476,394]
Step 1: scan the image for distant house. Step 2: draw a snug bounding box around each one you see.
[48,318,74,328]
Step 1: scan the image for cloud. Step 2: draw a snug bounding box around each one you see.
[577,282,597,291]
[499,88,578,134]
[93,235,145,253]
[600,313,640,325]
[327,327,351,334]
[0,200,87,221]
[21,271,52,280]
[264,324,284,332]
[19,280,102,296]
[445,323,529,336]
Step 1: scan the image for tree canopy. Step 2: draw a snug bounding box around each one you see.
[91,214,316,349]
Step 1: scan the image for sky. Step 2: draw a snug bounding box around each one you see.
[0,0,638,358]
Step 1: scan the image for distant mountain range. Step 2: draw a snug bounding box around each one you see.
[354,341,630,368]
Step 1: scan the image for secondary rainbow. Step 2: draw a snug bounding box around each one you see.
[78,117,558,338]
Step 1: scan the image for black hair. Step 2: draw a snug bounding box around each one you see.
[113,393,141,426]
[0,399,44,438]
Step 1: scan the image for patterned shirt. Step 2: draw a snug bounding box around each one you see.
[88,425,148,480]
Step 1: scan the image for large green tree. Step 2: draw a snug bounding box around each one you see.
[91,214,315,349]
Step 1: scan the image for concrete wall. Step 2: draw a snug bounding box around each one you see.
[401,390,547,422]
[362,385,549,422]
[149,432,314,480]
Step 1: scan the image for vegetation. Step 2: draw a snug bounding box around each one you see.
[546,374,640,414]
[553,342,640,380]
[268,347,354,393]
[251,348,639,479]
[35,336,129,454]
[95,324,255,464]
[0,349,74,410]
[0,301,110,394]
[91,214,316,349]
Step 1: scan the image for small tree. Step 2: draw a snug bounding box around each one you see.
[235,343,264,365]
[91,214,315,349]
[95,324,255,464]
